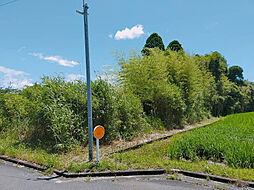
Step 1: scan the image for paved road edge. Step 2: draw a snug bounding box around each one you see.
[0,154,253,188]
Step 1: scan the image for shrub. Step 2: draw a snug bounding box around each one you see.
[0,76,149,151]
[92,79,148,142]
[118,49,214,127]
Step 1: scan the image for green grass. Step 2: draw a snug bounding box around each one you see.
[108,112,254,181]
[0,134,61,168]
[0,113,254,182]
[168,112,254,168]
[109,137,254,181]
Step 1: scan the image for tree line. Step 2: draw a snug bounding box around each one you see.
[0,33,253,151]
[119,33,254,126]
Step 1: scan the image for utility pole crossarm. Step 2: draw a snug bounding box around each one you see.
[76,10,84,15]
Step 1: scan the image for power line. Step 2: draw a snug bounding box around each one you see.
[0,0,20,7]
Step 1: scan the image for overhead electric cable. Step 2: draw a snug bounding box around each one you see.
[0,0,20,7]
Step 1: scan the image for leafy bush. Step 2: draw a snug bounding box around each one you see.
[0,93,31,138]
[0,76,149,151]
[118,49,215,127]
[92,79,148,143]
[1,45,254,153]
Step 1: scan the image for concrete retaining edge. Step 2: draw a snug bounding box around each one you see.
[171,169,254,188]
[0,155,47,171]
[55,169,167,178]
[0,154,254,187]
[107,119,222,156]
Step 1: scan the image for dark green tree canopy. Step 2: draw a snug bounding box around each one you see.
[205,51,228,82]
[167,40,183,52]
[142,33,165,56]
[228,66,244,85]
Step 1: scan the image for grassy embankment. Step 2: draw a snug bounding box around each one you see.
[107,112,254,181]
[0,112,254,181]
[0,117,218,169]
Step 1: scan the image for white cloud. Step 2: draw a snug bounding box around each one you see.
[98,73,117,85]
[108,34,113,39]
[0,66,27,76]
[1,77,33,89]
[96,64,117,85]
[66,74,85,82]
[114,25,144,40]
[30,53,79,67]
[102,64,114,72]
[0,66,33,89]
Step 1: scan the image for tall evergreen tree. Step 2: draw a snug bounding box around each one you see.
[141,33,165,56]
[167,40,183,52]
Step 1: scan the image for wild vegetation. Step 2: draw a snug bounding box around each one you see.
[109,113,254,181]
[0,77,148,151]
[0,32,253,154]
[119,34,254,127]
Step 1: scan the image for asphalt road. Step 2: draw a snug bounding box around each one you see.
[0,160,252,190]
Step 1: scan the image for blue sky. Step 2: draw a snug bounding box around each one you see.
[0,0,254,88]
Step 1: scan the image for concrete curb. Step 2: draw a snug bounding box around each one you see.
[1,154,254,187]
[0,155,47,171]
[55,169,167,178]
[0,154,166,177]
[107,119,222,156]
[171,169,254,188]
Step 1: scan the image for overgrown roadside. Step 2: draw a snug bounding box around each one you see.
[0,117,220,171]
[107,113,254,182]
[1,113,254,184]
[1,47,254,184]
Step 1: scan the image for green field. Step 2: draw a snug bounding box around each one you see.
[168,112,254,168]
[1,112,254,181]
[110,112,254,181]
